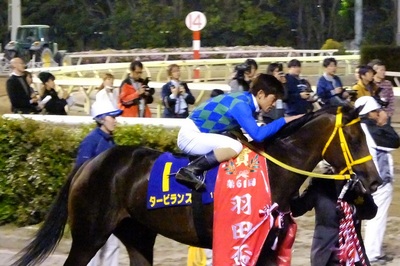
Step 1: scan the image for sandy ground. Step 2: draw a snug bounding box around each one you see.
[0,76,400,265]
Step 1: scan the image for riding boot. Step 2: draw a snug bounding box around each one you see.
[175,151,219,191]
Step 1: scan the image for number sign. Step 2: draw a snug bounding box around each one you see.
[185,11,207,31]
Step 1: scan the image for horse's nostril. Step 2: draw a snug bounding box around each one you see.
[370,181,381,193]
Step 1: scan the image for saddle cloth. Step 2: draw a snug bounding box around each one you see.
[147,152,218,209]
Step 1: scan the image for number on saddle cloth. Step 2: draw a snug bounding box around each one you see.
[146,152,218,210]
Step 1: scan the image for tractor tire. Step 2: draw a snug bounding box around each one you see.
[35,47,53,67]
[4,50,17,61]
[54,52,64,66]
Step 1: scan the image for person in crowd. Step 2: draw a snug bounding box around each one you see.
[175,74,303,191]
[229,58,258,92]
[76,98,123,266]
[290,177,377,266]
[316,57,349,105]
[119,60,154,117]
[263,62,287,123]
[368,59,395,124]
[161,64,195,118]
[6,57,40,114]
[38,72,69,115]
[352,65,379,99]
[284,59,315,116]
[96,73,119,108]
[355,96,399,265]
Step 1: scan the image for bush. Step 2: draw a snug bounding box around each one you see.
[321,39,347,55]
[360,45,400,72]
[0,117,179,226]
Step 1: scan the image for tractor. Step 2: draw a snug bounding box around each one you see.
[4,25,66,67]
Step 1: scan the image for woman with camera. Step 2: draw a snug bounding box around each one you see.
[119,60,154,117]
[161,64,195,118]
[228,59,258,93]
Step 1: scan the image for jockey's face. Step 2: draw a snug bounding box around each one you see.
[256,91,277,113]
[101,116,117,134]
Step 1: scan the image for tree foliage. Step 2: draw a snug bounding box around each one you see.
[0,0,397,52]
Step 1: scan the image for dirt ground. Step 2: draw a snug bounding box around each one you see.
[0,76,399,265]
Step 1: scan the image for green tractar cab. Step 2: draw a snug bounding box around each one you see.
[4,25,66,67]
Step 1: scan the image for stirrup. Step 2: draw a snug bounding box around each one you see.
[175,168,206,191]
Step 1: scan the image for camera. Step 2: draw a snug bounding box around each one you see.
[142,77,155,95]
[234,63,251,80]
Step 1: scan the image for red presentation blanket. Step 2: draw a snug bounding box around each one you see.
[213,147,276,265]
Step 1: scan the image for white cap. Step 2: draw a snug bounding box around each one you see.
[354,96,381,116]
[91,99,122,119]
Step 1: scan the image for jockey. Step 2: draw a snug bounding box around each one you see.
[176,73,303,191]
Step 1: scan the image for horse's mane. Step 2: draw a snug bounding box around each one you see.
[267,104,357,141]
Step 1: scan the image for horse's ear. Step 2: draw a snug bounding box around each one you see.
[354,104,365,116]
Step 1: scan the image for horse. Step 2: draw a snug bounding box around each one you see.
[12,105,382,266]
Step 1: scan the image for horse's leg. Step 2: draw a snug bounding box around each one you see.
[114,218,157,266]
[64,222,111,266]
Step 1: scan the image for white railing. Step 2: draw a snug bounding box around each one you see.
[64,49,343,65]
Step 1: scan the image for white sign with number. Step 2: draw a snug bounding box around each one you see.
[185,11,207,31]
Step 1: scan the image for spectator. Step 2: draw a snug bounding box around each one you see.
[316,57,349,105]
[284,59,314,116]
[38,72,69,115]
[119,61,154,117]
[352,66,379,99]
[355,96,400,265]
[290,177,377,266]
[161,64,195,118]
[76,98,123,266]
[228,58,258,92]
[96,73,119,108]
[6,57,40,114]
[368,59,395,124]
[263,62,287,123]
[175,74,302,191]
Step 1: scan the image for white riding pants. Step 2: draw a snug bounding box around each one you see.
[87,234,120,266]
[363,182,393,260]
[177,119,243,155]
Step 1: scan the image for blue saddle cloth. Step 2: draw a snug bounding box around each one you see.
[147,152,218,210]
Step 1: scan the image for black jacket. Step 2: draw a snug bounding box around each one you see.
[42,89,67,115]
[6,75,39,114]
[161,81,195,118]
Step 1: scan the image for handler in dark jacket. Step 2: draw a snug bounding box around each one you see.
[290,178,377,266]
[75,98,122,266]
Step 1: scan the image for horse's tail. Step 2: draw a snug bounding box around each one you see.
[11,165,82,266]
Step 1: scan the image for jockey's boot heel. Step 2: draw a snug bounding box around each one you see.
[175,151,219,191]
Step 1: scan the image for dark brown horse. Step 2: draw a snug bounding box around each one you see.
[12,106,381,266]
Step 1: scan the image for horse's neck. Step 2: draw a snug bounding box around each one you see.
[266,124,331,211]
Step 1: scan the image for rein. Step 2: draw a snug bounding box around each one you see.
[234,107,372,181]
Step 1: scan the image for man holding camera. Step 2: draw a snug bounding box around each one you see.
[284,59,315,115]
[228,59,258,93]
[119,60,154,117]
[161,64,195,118]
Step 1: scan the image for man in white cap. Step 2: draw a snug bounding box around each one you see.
[76,99,122,266]
[354,96,399,265]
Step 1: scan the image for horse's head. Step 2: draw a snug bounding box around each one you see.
[266,105,381,195]
[311,105,381,194]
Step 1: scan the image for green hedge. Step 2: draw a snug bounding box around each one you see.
[360,45,400,72]
[0,117,179,226]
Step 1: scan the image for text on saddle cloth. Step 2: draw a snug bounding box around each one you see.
[147,152,217,209]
